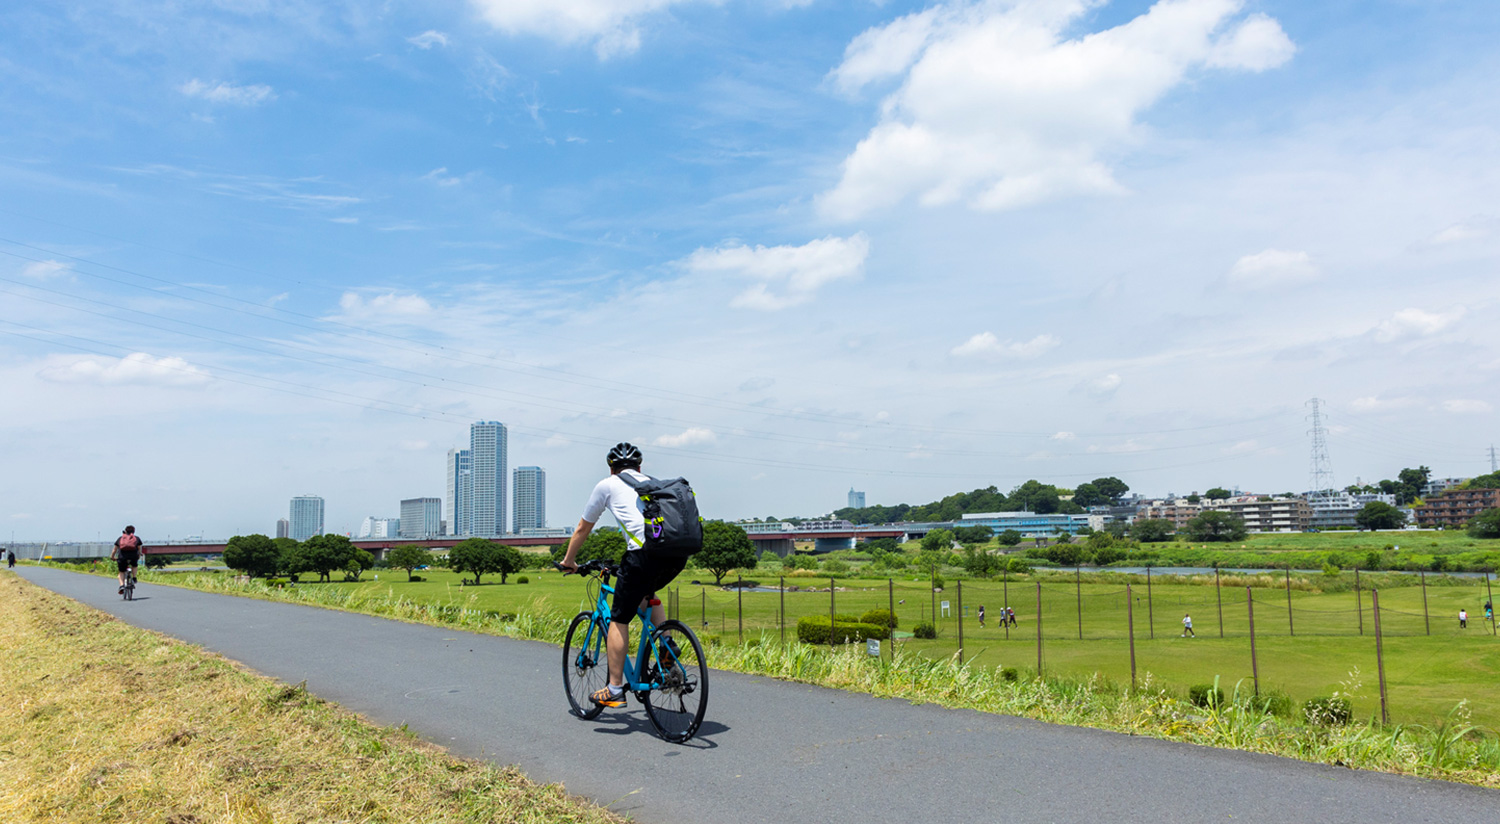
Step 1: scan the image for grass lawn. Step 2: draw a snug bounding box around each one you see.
[289,563,1500,728]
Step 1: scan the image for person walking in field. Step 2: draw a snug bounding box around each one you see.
[978,605,986,628]
[1459,609,1468,629]
[1181,613,1195,637]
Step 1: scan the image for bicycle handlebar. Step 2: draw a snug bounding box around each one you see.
[554,559,617,577]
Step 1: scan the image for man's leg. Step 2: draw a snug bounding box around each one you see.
[606,620,630,687]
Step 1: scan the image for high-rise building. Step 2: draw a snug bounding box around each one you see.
[359,516,400,538]
[289,496,324,541]
[848,488,866,509]
[275,518,290,539]
[446,448,472,537]
[513,466,546,533]
[399,498,442,539]
[469,421,507,536]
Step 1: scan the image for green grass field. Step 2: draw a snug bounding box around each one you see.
[290,561,1499,729]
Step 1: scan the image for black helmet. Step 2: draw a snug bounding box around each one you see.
[607,442,642,469]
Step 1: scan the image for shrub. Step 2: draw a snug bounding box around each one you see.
[912,621,937,639]
[516,575,529,584]
[1246,690,1294,717]
[408,575,424,583]
[931,574,945,590]
[1303,696,1353,726]
[1188,683,1225,708]
[1000,667,1019,682]
[795,615,889,644]
[822,559,851,576]
[860,608,898,629]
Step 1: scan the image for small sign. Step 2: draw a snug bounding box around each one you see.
[940,600,951,617]
[867,638,880,657]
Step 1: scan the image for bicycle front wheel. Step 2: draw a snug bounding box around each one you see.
[562,612,607,720]
[643,619,708,743]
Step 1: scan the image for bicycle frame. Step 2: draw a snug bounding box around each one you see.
[579,572,668,693]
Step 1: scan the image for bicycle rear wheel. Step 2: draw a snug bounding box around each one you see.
[643,620,708,743]
[562,612,608,720]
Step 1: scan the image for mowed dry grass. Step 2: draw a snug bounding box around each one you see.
[0,572,624,824]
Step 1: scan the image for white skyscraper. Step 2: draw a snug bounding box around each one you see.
[446,448,472,536]
[848,488,866,509]
[289,495,324,541]
[399,498,442,539]
[513,466,546,533]
[469,421,507,536]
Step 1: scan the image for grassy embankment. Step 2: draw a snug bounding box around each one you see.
[0,570,622,824]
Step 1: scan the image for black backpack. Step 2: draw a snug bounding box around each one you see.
[620,474,704,556]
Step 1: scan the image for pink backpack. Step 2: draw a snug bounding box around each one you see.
[119,534,141,552]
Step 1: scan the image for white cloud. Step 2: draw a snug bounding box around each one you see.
[179,79,277,106]
[408,30,450,49]
[1428,216,1498,245]
[333,291,434,321]
[1051,431,1076,441]
[1372,307,1464,343]
[653,427,716,448]
[467,0,695,58]
[683,234,869,311]
[37,353,211,387]
[1226,249,1318,287]
[422,167,462,187]
[21,260,71,279]
[1442,399,1492,414]
[399,439,431,450]
[1351,396,1417,412]
[1083,373,1122,396]
[820,0,1294,219]
[1223,439,1258,454]
[951,332,1059,359]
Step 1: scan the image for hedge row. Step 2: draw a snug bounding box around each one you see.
[795,615,891,645]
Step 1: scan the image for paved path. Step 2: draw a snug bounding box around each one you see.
[17,567,1498,823]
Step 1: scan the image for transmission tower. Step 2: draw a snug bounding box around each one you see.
[1307,398,1336,496]
[1490,444,1498,473]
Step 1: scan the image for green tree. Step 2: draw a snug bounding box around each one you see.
[961,545,999,578]
[1354,501,1406,531]
[144,553,169,569]
[1184,511,1248,543]
[386,545,434,581]
[1008,480,1062,514]
[493,544,526,584]
[1130,518,1176,543]
[1042,543,1087,566]
[272,538,301,574]
[287,534,362,582]
[1204,488,1232,500]
[920,529,955,553]
[1465,472,1500,490]
[996,529,1023,548]
[696,521,757,585]
[1468,508,1500,539]
[223,534,281,578]
[1071,482,1106,508]
[951,525,991,545]
[1092,477,1129,502]
[448,538,505,585]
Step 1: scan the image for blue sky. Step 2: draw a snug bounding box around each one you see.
[2,0,1497,541]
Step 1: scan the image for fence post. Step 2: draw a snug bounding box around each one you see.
[701,587,705,629]
[1355,568,1363,636]
[1076,566,1083,640]
[1285,566,1295,637]
[830,577,836,653]
[1420,570,1431,636]
[957,580,964,665]
[1215,564,1224,638]
[1146,565,1155,639]
[1373,589,1389,725]
[737,575,744,644]
[780,575,786,644]
[1487,570,1496,636]
[1127,583,1137,690]
[1036,581,1043,676]
[1247,586,1259,696]
[930,570,937,632]
[888,577,894,619]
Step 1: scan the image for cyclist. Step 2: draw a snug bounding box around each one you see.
[558,443,688,709]
[110,525,145,594]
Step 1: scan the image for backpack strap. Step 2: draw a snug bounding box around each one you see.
[616,472,654,491]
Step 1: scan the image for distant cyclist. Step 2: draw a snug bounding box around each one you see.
[110,525,145,594]
[558,443,689,709]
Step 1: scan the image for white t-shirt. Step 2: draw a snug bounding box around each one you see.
[581,469,647,549]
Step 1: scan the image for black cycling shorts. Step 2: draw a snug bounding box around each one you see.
[610,549,687,626]
[117,554,139,573]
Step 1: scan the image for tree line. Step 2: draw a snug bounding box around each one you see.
[833,477,1130,524]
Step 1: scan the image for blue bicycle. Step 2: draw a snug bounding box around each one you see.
[558,559,708,743]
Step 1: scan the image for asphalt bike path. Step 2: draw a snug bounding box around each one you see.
[18,567,1497,823]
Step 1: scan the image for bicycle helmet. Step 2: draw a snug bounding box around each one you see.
[607,442,642,469]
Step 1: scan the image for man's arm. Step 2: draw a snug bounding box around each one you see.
[558,518,595,571]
